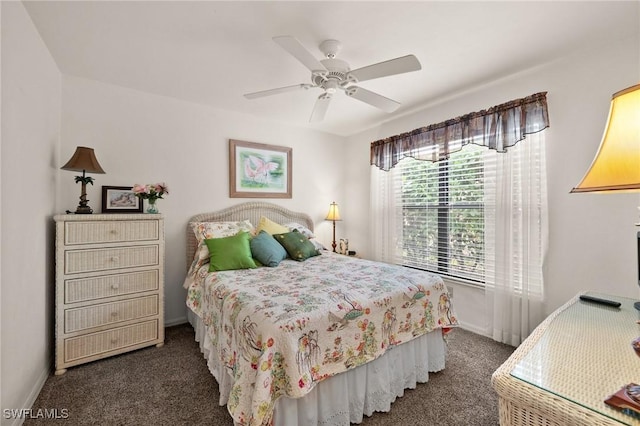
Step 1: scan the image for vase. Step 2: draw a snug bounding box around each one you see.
[146,199,159,214]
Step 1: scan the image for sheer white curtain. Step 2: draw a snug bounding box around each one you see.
[369,166,401,263]
[484,131,548,346]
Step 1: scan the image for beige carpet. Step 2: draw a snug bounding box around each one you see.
[25,324,514,426]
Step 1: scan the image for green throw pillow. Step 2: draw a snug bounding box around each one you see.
[250,230,288,267]
[273,230,320,261]
[205,232,257,271]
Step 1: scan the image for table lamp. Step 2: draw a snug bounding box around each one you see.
[61,146,106,214]
[325,202,341,252]
[571,84,640,309]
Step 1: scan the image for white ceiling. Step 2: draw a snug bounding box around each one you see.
[23,1,640,137]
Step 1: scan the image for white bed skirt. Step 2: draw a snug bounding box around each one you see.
[188,310,447,426]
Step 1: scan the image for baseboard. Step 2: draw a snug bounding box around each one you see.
[457,320,491,338]
[164,316,187,327]
[4,364,51,426]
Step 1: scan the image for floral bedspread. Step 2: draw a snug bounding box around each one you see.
[186,252,457,426]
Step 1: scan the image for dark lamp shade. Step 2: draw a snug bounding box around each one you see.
[325,202,341,221]
[571,84,640,193]
[61,146,105,174]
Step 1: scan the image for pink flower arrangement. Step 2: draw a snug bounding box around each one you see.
[131,182,169,201]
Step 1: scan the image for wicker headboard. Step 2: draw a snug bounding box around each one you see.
[186,201,314,269]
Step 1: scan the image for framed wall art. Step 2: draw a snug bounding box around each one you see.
[101,186,143,213]
[229,139,292,198]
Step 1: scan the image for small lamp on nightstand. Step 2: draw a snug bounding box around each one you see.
[61,146,106,214]
[325,201,341,253]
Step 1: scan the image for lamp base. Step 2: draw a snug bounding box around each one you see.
[75,181,93,214]
[74,205,93,214]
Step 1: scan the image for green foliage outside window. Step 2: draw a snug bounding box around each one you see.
[399,145,485,282]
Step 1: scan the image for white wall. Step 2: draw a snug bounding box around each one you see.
[345,34,640,335]
[60,76,346,325]
[1,2,61,423]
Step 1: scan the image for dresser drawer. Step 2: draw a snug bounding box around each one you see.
[65,270,159,304]
[64,220,159,245]
[64,295,159,333]
[64,320,159,363]
[65,245,158,274]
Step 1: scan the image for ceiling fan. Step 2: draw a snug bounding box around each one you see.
[244,36,422,122]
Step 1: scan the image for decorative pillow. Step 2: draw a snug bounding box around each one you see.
[250,230,288,267]
[273,230,320,261]
[284,222,316,239]
[283,222,327,250]
[188,220,254,276]
[204,231,257,271]
[257,216,289,235]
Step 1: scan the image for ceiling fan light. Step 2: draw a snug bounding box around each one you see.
[324,80,339,93]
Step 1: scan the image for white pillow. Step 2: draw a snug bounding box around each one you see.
[284,222,315,239]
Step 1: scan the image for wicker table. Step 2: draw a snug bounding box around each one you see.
[492,292,640,426]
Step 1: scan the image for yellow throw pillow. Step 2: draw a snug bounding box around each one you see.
[256,216,289,235]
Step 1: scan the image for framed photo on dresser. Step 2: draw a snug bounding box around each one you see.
[101,186,143,213]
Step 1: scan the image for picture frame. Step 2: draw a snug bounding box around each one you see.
[101,186,143,213]
[339,238,349,255]
[229,139,292,198]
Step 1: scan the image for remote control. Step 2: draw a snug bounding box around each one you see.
[579,294,621,308]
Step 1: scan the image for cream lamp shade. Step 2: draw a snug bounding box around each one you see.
[325,202,342,221]
[571,84,640,193]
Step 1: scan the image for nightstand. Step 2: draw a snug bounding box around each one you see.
[54,214,165,375]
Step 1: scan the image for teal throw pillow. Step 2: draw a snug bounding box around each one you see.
[250,230,288,267]
[204,231,257,272]
[273,230,320,261]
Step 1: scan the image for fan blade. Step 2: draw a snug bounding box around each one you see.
[310,93,332,122]
[346,86,400,112]
[244,84,313,99]
[348,55,421,83]
[273,36,327,73]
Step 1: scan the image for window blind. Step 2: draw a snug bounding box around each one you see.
[395,144,492,283]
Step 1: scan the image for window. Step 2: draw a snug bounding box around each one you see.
[396,145,488,283]
[370,91,549,344]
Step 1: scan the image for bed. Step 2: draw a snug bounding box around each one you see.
[183,202,458,426]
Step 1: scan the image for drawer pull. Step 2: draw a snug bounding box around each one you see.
[110,311,119,317]
[110,229,118,235]
[110,338,118,344]
[110,257,119,263]
[110,284,120,290]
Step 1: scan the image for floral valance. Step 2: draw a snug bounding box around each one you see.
[371,92,549,171]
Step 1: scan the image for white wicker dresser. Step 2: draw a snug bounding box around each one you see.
[492,293,640,426]
[54,214,165,375]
